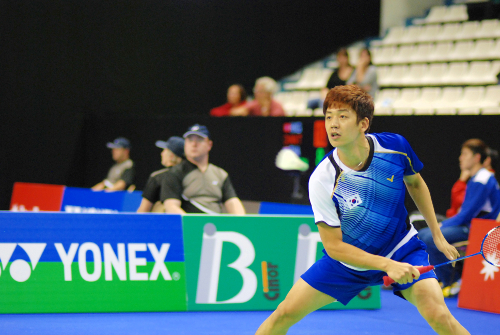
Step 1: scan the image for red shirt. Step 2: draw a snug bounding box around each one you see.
[246,100,285,117]
[210,102,246,117]
[446,180,467,218]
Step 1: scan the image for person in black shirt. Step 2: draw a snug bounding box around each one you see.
[136,136,184,213]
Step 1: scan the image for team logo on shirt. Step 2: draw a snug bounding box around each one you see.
[345,193,363,209]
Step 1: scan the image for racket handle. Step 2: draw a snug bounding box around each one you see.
[383,265,434,286]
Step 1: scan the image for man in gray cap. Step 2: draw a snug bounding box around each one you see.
[160,124,246,214]
[137,136,185,212]
[92,137,135,191]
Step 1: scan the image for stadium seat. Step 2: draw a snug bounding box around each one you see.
[466,61,496,85]
[392,45,415,64]
[480,85,500,111]
[399,26,423,45]
[382,26,406,45]
[423,6,449,24]
[374,89,400,115]
[371,46,397,65]
[448,41,474,61]
[429,42,453,62]
[435,87,463,115]
[441,62,469,85]
[412,43,435,63]
[418,25,443,43]
[386,65,409,86]
[476,19,500,39]
[420,63,449,86]
[444,5,468,23]
[469,39,496,60]
[457,86,485,115]
[455,21,480,40]
[413,87,442,115]
[437,23,462,42]
[392,88,420,115]
[401,64,427,86]
[376,66,392,86]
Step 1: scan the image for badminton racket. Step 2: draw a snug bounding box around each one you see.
[383,226,500,286]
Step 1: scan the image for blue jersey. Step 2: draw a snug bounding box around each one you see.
[441,168,500,228]
[309,132,423,270]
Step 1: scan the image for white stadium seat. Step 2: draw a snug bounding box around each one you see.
[455,21,480,40]
[400,64,427,86]
[448,41,474,61]
[413,87,442,115]
[457,86,485,115]
[469,39,496,60]
[372,46,397,65]
[418,25,443,43]
[392,45,415,64]
[423,6,448,24]
[441,62,469,85]
[480,85,500,111]
[392,88,420,115]
[411,43,435,63]
[466,61,497,85]
[374,89,400,115]
[435,87,463,115]
[444,5,468,23]
[420,63,449,86]
[428,42,453,62]
[399,26,423,45]
[382,26,406,45]
[437,23,462,42]
[476,19,500,39]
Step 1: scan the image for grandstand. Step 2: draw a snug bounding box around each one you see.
[275,2,500,117]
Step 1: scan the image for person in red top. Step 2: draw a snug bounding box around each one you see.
[446,147,498,218]
[231,77,285,117]
[209,84,247,117]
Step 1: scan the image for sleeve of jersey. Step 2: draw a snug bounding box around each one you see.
[441,180,488,228]
[309,175,341,227]
[221,176,238,202]
[159,171,183,203]
[120,168,136,186]
[141,176,158,203]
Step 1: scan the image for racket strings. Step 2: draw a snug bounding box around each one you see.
[483,227,500,266]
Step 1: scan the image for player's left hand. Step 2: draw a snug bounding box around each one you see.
[434,236,460,266]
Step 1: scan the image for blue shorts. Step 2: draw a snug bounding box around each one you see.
[301,235,438,305]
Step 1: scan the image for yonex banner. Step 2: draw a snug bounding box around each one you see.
[0,212,187,313]
[183,215,380,311]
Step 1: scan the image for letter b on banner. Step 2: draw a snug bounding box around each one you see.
[196,223,257,304]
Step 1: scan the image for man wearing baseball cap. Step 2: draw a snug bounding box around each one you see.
[92,137,135,191]
[160,124,246,214]
[137,136,185,212]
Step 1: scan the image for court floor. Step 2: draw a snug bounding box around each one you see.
[0,289,497,334]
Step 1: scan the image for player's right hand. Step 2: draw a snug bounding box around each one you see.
[386,262,421,285]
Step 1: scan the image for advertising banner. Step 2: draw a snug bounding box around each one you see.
[458,218,500,314]
[10,182,65,212]
[0,212,187,313]
[183,215,380,311]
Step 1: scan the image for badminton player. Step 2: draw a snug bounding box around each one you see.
[255,85,469,335]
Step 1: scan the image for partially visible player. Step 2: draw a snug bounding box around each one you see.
[136,136,184,213]
[255,85,469,335]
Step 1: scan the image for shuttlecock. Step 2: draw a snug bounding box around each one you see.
[275,148,309,172]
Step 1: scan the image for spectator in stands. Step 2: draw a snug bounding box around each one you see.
[92,137,135,191]
[209,84,248,117]
[232,77,285,117]
[418,139,500,296]
[347,48,378,98]
[136,136,184,213]
[160,124,246,214]
[326,47,354,88]
[446,146,498,218]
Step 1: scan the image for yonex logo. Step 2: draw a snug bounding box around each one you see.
[0,243,46,282]
[0,243,175,283]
